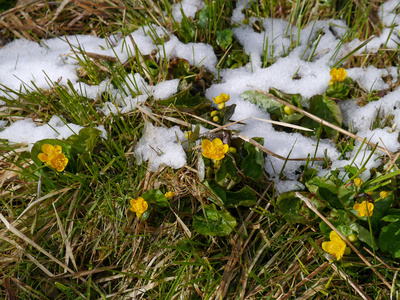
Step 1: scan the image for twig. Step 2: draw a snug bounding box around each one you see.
[256,90,394,156]
[179,111,325,162]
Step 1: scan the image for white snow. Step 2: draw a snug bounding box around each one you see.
[1,0,400,192]
[135,122,186,172]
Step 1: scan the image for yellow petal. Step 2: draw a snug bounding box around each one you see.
[211,138,223,146]
[49,153,68,172]
[201,139,212,150]
[41,144,55,155]
[38,153,49,162]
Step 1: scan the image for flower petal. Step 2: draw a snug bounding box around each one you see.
[38,153,49,162]
[212,138,223,146]
[41,144,54,155]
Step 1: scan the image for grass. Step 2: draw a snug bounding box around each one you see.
[1,0,400,299]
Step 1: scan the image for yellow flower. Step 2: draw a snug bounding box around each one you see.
[353,177,363,187]
[322,231,346,261]
[49,153,69,172]
[330,68,347,82]
[38,144,62,163]
[130,197,148,218]
[212,93,230,104]
[201,138,229,161]
[353,200,374,217]
[379,191,388,199]
[38,144,68,172]
[165,191,175,199]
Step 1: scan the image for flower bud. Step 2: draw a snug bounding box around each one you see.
[211,110,219,117]
[218,103,225,110]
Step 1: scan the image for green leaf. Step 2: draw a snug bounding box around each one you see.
[197,4,210,29]
[193,204,237,236]
[319,210,354,237]
[337,185,355,207]
[158,90,208,111]
[226,50,249,69]
[269,87,304,105]
[276,192,315,224]
[370,197,392,232]
[66,127,102,154]
[240,90,283,116]
[301,94,342,140]
[215,156,238,186]
[141,189,170,207]
[241,138,264,180]
[221,104,236,124]
[65,127,102,170]
[306,177,342,208]
[216,30,233,49]
[382,214,400,222]
[379,221,400,257]
[204,181,226,207]
[381,209,400,222]
[224,186,257,207]
[279,112,304,123]
[353,223,378,250]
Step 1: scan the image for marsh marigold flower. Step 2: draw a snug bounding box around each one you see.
[353,177,363,187]
[380,191,388,199]
[130,197,148,218]
[330,68,347,85]
[322,231,346,261]
[212,93,230,109]
[353,200,374,217]
[38,144,68,172]
[165,191,175,199]
[201,138,229,161]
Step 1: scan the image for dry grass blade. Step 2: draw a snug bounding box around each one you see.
[295,192,392,290]
[256,89,395,156]
[236,132,325,162]
[0,213,77,276]
[49,0,72,23]
[279,261,329,300]
[2,236,54,277]
[330,263,372,300]
[53,203,78,272]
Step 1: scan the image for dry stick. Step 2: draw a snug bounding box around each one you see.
[279,261,330,300]
[179,111,325,161]
[256,90,395,156]
[330,263,372,300]
[294,192,392,290]
[362,246,396,271]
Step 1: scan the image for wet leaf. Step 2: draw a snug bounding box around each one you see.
[241,137,264,180]
[216,30,233,49]
[301,94,342,140]
[380,221,400,257]
[276,191,315,224]
[225,186,257,207]
[193,204,236,236]
[141,189,170,207]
